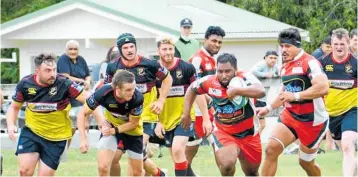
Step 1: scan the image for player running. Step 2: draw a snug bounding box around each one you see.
[182,53,265,176]
[257,28,330,176]
[105,33,172,176]
[319,28,358,176]
[78,70,144,176]
[6,53,98,176]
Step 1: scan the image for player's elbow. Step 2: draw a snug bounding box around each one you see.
[319,82,329,96]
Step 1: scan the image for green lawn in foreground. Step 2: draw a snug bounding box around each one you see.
[2,145,342,176]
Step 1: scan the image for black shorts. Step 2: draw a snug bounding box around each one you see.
[16,126,66,170]
[143,122,157,137]
[329,108,357,140]
[149,123,194,148]
[115,133,143,155]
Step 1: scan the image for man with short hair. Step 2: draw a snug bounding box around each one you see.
[319,28,357,176]
[186,26,226,176]
[154,37,210,176]
[182,53,265,176]
[312,36,332,60]
[78,70,144,176]
[250,50,279,135]
[6,53,93,176]
[105,33,172,176]
[174,18,200,62]
[349,29,357,57]
[258,28,330,176]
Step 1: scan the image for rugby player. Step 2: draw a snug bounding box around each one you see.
[182,53,265,176]
[257,28,330,176]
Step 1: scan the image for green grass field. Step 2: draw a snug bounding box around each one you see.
[2,145,342,176]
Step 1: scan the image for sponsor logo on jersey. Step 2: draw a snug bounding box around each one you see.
[136,84,147,93]
[325,65,334,72]
[285,83,303,92]
[209,88,222,96]
[28,88,37,95]
[28,103,57,112]
[292,67,303,74]
[110,111,129,121]
[330,80,355,89]
[49,87,57,96]
[169,86,185,96]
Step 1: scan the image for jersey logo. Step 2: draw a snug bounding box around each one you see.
[109,104,118,108]
[205,63,212,70]
[28,103,57,112]
[325,65,334,72]
[345,64,353,74]
[176,70,183,79]
[136,84,147,93]
[125,103,129,109]
[49,87,57,96]
[137,67,145,76]
[28,88,37,95]
[292,67,303,74]
[169,86,185,96]
[209,88,222,96]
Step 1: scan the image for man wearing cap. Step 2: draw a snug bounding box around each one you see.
[174,18,200,62]
[257,28,329,176]
[312,36,332,60]
[105,33,173,176]
[250,50,279,135]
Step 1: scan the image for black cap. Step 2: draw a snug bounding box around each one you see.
[263,50,278,59]
[180,18,193,27]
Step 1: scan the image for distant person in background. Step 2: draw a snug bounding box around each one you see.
[349,29,357,57]
[251,50,280,79]
[57,40,91,148]
[100,46,120,79]
[174,18,200,62]
[250,50,279,135]
[312,36,332,60]
[93,46,120,91]
[0,89,4,106]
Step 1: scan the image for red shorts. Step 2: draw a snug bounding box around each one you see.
[212,130,262,164]
[280,110,328,149]
[194,110,214,138]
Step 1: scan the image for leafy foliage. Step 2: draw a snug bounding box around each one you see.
[222,0,357,53]
[1,0,64,84]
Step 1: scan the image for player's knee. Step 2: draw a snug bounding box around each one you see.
[264,143,281,158]
[219,162,235,175]
[243,169,259,176]
[172,146,185,159]
[98,163,110,175]
[131,167,143,176]
[19,165,35,176]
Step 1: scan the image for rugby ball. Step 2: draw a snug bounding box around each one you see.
[228,77,248,109]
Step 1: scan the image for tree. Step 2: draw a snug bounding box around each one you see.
[223,0,357,53]
[1,0,64,84]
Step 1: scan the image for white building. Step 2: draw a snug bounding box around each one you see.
[1,0,309,79]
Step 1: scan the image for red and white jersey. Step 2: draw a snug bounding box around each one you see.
[281,50,328,125]
[192,71,261,137]
[189,47,216,79]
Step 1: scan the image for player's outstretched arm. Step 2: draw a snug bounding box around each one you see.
[77,105,93,154]
[228,83,265,99]
[181,84,198,130]
[6,101,23,141]
[195,95,212,136]
[257,86,285,117]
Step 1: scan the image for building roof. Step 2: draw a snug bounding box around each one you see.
[1,0,309,40]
